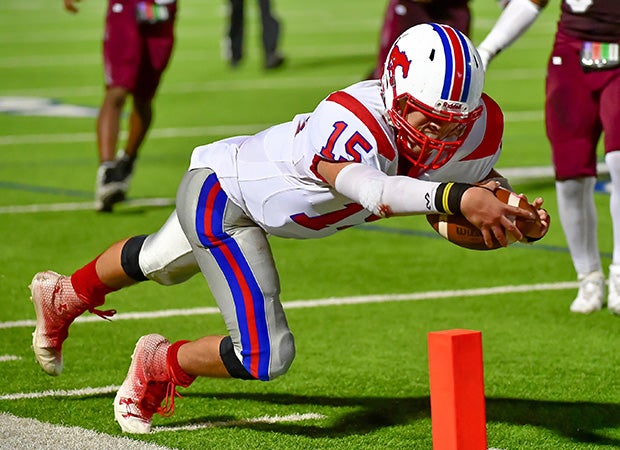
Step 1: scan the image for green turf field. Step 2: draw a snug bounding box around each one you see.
[1,0,619,448]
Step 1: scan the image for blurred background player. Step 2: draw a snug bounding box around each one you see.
[477,0,620,314]
[28,24,549,434]
[226,0,285,69]
[368,0,471,79]
[63,0,178,212]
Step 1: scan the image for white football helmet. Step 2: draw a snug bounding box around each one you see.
[380,23,485,172]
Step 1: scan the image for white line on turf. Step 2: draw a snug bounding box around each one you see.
[0,385,326,429]
[0,281,579,330]
[0,355,21,362]
[0,198,175,214]
[0,67,542,95]
[0,412,175,450]
[0,124,270,146]
[0,110,547,147]
[0,387,324,431]
[0,385,118,401]
[151,412,326,433]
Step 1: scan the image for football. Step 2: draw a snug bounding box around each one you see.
[426,187,542,251]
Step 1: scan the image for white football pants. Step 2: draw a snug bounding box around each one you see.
[138,167,295,381]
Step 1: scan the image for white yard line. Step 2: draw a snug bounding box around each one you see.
[499,162,609,179]
[0,412,175,450]
[0,281,579,331]
[0,410,325,449]
[0,76,355,98]
[0,385,118,401]
[0,389,324,448]
[0,111,549,147]
[151,412,327,432]
[0,198,175,214]
[0,124,270,146]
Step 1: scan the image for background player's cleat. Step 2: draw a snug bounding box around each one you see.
[94,154,134,212]
[114,334,179,434]
[95,162,125,212]
[607,264,620,315]
[29,271,89,376]
[570,271,605,314]
[114,150,135,188]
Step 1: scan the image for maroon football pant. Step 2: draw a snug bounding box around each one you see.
[546,30,620,180]
[102,0,176,99]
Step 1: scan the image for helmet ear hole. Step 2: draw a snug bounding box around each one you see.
[429,49,435,61]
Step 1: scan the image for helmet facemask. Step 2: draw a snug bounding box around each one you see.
[388,92,482,172]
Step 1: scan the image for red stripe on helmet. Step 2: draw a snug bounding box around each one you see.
[441,24,466,102]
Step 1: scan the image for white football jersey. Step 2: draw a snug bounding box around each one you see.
[189,80,503,239]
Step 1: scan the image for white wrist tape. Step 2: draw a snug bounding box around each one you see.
[334,163,442,217]
[478,0,541,65]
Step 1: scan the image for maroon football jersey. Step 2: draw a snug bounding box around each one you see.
[370,0,471,78]
[559,0,620,42]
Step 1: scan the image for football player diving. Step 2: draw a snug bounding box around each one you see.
[28,23,550,433]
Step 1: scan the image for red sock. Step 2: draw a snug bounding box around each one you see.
[70,256,118,307]
[167,340,197,387]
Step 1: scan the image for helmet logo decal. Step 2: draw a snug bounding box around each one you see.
[430,23,472,103]
[386,44,412,101]
[387,44,411,79]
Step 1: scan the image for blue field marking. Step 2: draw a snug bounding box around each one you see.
[0,196,603,258]
[0,181,92,198]
[358,223,612,259]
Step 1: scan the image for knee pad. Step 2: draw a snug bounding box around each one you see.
[219,333,295,381]
[120,235,148,282]
[219,336,257,380]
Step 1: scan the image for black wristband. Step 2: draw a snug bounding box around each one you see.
[435,182,472,215]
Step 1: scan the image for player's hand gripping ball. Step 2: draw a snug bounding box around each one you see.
[426,187,543,250]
